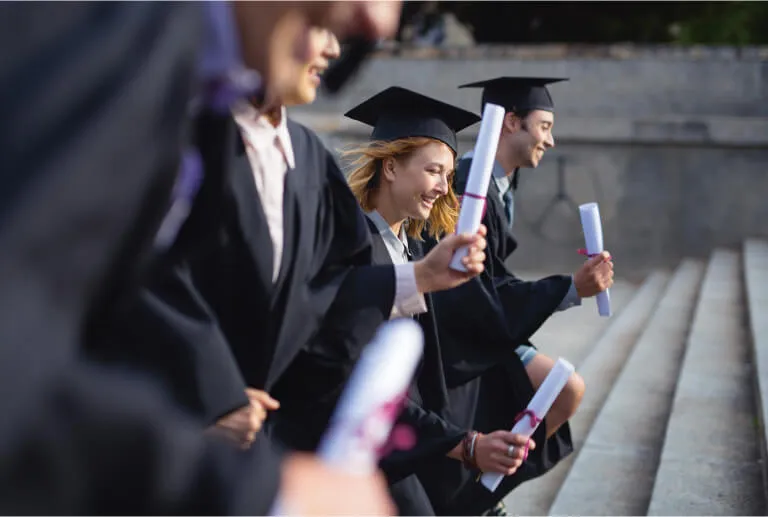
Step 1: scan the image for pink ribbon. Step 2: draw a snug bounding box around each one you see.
[513,409,542,462]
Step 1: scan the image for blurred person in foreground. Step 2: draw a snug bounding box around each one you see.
[0,1,405,514]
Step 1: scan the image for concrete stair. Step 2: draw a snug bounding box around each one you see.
[504,242,768,516]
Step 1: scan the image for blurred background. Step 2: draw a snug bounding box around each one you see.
[292,1,768,280]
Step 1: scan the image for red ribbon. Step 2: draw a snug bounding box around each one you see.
[458,193,488,220]
[512,409,542,462]
[578,248,611,261]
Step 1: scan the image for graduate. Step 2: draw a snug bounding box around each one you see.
[0,2,406,514]
[348,87,546,516]
[97,3,487,459]
[418,77,614,515]
[270,86,535,516]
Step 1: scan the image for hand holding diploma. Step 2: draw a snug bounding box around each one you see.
[481,358,576,492]
[577,202,613,316]
[450,102,506,272]
[414,224,487,293]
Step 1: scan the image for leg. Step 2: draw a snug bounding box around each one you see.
[515,346,585,438]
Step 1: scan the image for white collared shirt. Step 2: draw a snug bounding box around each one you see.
[232,102,295,282]
[366,211,427,320]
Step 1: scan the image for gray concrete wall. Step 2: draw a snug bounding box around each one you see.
[291,45,768,278]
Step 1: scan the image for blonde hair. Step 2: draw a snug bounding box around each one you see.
[344,137,459,240]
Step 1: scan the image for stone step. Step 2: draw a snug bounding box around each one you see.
[744,239,768,499]
[504,271,670,515]
[550,260,704,515]
[647,250,765,515]
[505,277,638,515]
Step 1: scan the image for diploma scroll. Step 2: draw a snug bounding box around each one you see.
[271,319,424,515]
[316,318,424,472]
[480,358,576,492]
[579,202,612,317]
[450,103,506,272]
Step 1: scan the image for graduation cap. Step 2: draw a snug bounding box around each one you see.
[458,77,568,114]
[344,86,480,154]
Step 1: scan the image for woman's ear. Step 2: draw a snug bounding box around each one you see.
[382,157,397,182]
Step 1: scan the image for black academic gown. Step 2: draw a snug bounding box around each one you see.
[416,157,574,515]
[267,219,467,495]
[0,2,282,513]
[94,115,396,426]
[367,220,468,516]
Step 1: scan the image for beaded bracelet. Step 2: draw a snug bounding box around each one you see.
[461,430,480,469]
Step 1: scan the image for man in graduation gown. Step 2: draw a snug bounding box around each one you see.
[417,77,614,515]
[0,1,405,513]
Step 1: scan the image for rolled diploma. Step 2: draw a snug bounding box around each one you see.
[271,319,424,515]
[450,103,506,272]
[480,358,576,492]
[579,202,612,317]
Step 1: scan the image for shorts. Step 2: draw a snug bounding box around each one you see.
[515,344,537,367]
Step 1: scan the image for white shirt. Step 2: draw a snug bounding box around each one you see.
[231,102,425,317]
[232,102,294,282]
[366,211,427,319]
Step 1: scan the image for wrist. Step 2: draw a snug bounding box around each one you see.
[413,260,432,294]
[461,431,480,470]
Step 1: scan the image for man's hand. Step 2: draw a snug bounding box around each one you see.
[279,453,396,515]
[413,225,487,294]
[474,431,535,476]
[205,389,280,449]
[573,250,614,298]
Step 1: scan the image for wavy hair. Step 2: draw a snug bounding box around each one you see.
[343,137,458,240]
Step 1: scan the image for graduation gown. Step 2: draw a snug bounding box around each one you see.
[0,2,283,513]
[267,219,466,456]
[98,114,397,426]
[415,156,575,515]
[370,220,469,515]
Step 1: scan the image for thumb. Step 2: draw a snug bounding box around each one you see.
[247,389,281,410]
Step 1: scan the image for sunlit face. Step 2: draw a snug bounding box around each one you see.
[283,28,341,107]
[508,109,555,168]
[382,140,455,221]
[234,1,401,104]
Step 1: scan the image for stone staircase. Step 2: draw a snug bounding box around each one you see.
[507,240,768,516]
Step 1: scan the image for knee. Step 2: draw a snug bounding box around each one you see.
[557,372,586,417]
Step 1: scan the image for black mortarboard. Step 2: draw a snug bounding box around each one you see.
[458,77,568,114]
[344,86,481,154]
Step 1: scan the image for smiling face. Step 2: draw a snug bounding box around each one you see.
[282,27,341,107]
[233,2,401,103]
[506,109,556,168]
[381,140,455,221]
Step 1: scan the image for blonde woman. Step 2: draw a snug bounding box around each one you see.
[342,87,538,516]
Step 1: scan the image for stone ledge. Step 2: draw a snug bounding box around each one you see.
[289,110,768,147]
[373,43,768,61]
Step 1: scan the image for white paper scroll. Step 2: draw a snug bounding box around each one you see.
[579,202,612,317]
[481,358,575,492]
[271,319,424,515]
[450,102,506,272]
[315,318,424,472]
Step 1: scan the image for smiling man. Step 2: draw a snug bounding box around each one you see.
[417,77,615,516]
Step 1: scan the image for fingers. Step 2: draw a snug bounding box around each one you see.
[246,388,281,411]
[460,249,486,274]
[494,431,536,450]
[488,452,523,472]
